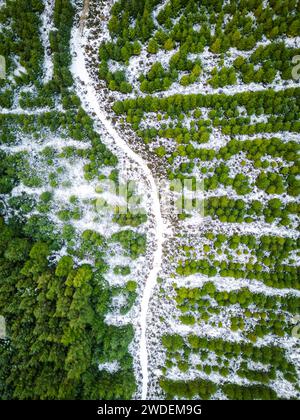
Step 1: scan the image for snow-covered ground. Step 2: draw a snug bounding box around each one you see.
[40,0,55,84]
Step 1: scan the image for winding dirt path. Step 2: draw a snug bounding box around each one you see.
[79,0,90,34]
[71,24,166,399]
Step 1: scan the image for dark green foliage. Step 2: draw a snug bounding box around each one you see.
[0,151,20,194]
[0,217,136,399]
[222,383,277,400]
[160,377,217,399]
[51,0,75,91]
[0,0,44,84]
[111,230,147,259]
[113,211,147,228]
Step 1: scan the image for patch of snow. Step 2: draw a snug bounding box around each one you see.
[40,0,55,84]
[98,360,120,373]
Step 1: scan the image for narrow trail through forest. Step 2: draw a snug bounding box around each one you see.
[71,12,166,399]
